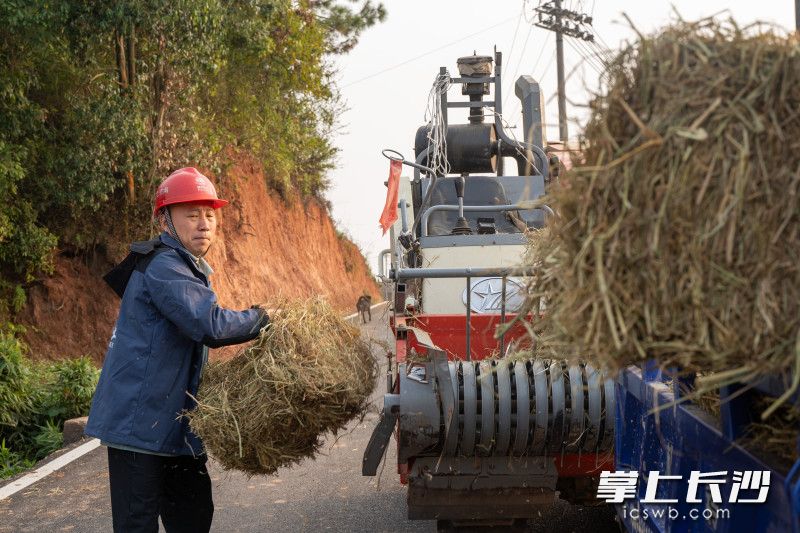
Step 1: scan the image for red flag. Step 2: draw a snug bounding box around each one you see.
[379,159,402,235]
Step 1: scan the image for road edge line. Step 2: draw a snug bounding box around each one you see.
[1,301,390,499]
[0,438,101,501]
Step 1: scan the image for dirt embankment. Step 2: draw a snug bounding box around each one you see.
[18,155,380,363]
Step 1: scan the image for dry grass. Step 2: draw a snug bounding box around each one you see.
[743,396,800,466]
[523,18,800,421]
[667,382,797,467]
[188,297,377,475]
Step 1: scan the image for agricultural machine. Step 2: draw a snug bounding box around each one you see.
[362,51,616,530]
[362,50,800,532]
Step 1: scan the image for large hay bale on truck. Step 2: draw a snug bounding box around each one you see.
[525,19,800,407]
[188,297,377,475]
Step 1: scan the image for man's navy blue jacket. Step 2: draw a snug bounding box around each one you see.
[86,232,267,456]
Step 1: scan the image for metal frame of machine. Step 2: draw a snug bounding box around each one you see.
[363,50,616,529]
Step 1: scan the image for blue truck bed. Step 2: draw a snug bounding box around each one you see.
[615,363,800,532]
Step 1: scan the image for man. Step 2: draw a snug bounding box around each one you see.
[85,167,268,533]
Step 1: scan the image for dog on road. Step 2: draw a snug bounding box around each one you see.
[356,294,372,324]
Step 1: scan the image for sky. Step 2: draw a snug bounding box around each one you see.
[326,0,795,275]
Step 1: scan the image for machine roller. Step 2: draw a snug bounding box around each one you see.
[364,350,615,473]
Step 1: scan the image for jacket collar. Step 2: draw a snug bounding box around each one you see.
[158,232,184,251]
[158,232,210,284]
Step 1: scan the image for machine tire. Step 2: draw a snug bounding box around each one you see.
[556,476,603,506]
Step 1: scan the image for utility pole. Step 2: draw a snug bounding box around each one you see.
[554,0,567,143]
[535,1,596,143]
[796,0,799,31]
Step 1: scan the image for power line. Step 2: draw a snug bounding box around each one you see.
[503,32,550,124]
[594,49,613,69]
[524,0,545,24]
[503,4,526,77]
[591,24,612,50]
[341,16,517,88]
[584,36,615,70]
[565,37,603,77]
[587,24,615,61]
[568,34,594,64]
[529,31,552,80]
[572,35,606,73]
[508,48,555,121]
[578,23,612,61]
[538,50,557,80]
[502,23,535,109]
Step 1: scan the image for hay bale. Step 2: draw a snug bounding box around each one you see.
[525,18,800,410]
[188,297,377,475]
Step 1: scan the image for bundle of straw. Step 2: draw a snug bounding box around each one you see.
[525,18,800,413]
[188,297,377,475]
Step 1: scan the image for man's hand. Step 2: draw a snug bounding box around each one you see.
[250,304,270,319]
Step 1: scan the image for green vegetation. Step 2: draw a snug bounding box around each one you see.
[0,0,384,477]
[0,330,99,478]
[0,0,385,314]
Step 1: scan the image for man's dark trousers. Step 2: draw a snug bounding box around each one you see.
[107,447,213,533]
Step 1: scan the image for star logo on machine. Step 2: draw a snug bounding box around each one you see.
[462,277,525,313]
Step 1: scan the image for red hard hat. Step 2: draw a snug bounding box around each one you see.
[153,167,228,216]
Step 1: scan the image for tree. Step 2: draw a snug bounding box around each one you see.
[0,0,385,318]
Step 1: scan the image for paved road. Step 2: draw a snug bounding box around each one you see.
[0,307,619,532]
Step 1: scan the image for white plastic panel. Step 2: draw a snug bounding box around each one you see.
[420,243,526,314]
